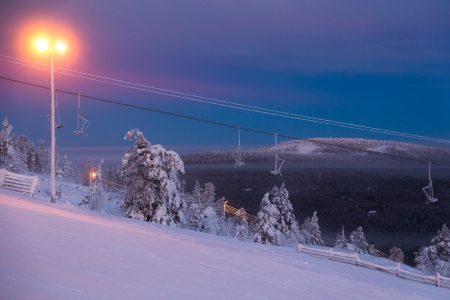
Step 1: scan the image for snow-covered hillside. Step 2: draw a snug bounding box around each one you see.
[1,188,448,300]
[181,138,450,164]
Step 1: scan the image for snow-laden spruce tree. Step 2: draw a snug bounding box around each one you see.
[0,117,20,171]
[189,203,203,231]
[415,224,450,276]
[201,206,220,235]
[80,159,104,210]
[349,226,369,254]
[0,117,13,163]
[271,183,299,242]
[300,211,324,246]
[38,141,48,173]
[235,208,249,241]
[389,247,405,263]
[26,144,41,173]
[254,193,282,245]
[334,225,348,249]
[61,154,74,178]
[120,129,186,226]
[202,182,216,208]
[191,180,203,208]
[80,176,103,210]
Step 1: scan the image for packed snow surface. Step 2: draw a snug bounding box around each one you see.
[0,190,448,300]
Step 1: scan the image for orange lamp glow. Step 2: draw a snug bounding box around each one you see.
[35,38,49,52]
[55,40,67,54]
[91,171,97,179]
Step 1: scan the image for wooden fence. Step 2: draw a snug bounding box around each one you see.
[0,169,39,197]
[297,243,450,289]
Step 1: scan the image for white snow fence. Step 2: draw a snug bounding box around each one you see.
[297,243,450,289]
[0,169,39,197]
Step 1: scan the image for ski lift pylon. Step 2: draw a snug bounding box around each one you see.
[73,94,90,137]
[270,132,285,176]
[232,127,245,168]
[422,162,438,204]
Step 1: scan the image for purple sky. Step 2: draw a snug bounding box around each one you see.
[1,0,449,149]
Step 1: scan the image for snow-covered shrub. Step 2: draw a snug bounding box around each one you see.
[415,224,450,276]
[389,247,405,263]
[349,226,369,254]
[120,129,186,226]
[202,206,220,235]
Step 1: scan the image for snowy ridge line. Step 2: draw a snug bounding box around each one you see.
[2,74,450,167]
[1,54,450,144]
[297,244,450,289]
[0,169,38,197]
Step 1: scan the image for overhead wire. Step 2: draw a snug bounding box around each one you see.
[1,54,449,145]
[1,74,450,167]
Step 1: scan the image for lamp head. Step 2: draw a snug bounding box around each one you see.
[35,38,49,52]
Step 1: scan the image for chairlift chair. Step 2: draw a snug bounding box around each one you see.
[232,127,245,168]
[270,133,285,176]
[73,94,90,137]
[422,162,438,204]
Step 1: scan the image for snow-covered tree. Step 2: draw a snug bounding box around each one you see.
[120,129,186,226]
[61,154,74,178]
[201,206,220,234]
[254,193,282,245]
[0,117,13,165]
[349,226,369,254]
[190,180,203,207]
[38,141,48,173]
[80,159,105,210]
[0,118,24,172]
[271,183,299,242]
[189,203,203,231]
[300,211,324,246]
[26,144,41,173]
[415,224,450,276]
[334,225,348,249]
[202,182,216,208]
[389,247,405,263]
[235,208,249,241]
[80,177,103,210]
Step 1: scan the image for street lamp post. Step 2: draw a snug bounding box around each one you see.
[49,46,56,203]
[35,37,67,203]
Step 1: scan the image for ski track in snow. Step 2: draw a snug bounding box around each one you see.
[0,190,448,300]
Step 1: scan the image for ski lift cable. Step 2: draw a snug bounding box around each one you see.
[1,74,450,167]
[1,54,449,145]
[3,53,449,144]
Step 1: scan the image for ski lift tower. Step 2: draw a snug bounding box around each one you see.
[34,36,69,203]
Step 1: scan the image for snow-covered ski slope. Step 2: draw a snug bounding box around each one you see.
[0,190,448,300]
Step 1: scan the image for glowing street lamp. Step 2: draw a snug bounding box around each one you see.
[34,36,68,203]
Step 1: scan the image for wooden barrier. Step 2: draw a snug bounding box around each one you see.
[297,243,449,289]
[0,169,39,197]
